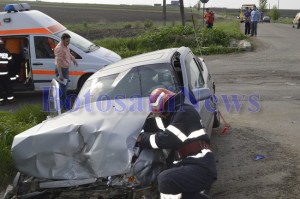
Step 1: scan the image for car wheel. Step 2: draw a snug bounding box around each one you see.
[212,111,220,128]
[77,73,92,92]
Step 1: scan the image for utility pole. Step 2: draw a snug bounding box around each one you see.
[163,0,166,26]
[202,3,205,27]
[179,0,185,26]
[278,0,279,9]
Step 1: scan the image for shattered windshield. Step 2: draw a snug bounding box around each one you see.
[75,63,179,108]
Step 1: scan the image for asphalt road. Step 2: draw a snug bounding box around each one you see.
[1,22,300,198]
[0,91,46,112]
[206,22,300,198]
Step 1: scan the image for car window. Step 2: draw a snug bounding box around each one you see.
[75,63,178,107]
[34,36,58,59]
[139,64,178,96]
[185,53,204,89]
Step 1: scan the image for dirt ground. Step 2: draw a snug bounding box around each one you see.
[206,23,300,199]
[210,126,299,198]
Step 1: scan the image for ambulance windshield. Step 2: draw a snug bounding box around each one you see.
[55,30,99,53]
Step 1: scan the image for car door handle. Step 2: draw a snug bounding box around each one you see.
[33,62,43,66]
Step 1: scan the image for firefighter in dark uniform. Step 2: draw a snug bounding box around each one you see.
[0,38,14,105]
[137,88,217,199]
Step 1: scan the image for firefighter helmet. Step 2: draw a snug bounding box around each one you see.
[149,88,176,113]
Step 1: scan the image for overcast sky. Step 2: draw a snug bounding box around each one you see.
[24,0,300,9]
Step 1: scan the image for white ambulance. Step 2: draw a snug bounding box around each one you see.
[0,3,121,92]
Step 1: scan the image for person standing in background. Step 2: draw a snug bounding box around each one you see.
[244,7,251,35]
[54,33,78,110]
[260,11,264,23]
[4,38,24,81]
[251,5,259,37]
[204,8,214,28]
[0,38,15,105]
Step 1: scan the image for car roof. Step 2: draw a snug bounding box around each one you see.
[92,47,179,78]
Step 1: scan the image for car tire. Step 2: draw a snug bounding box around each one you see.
[77,73,92,92]
[212,111,220,128]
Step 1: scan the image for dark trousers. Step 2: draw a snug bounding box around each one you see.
[245,22,251,35]
[55,67,69,110]
[251,21,258,36]
[8,53,22,77]
[0,74,13,100]
[158,164,215,199]
[206,23,213,29]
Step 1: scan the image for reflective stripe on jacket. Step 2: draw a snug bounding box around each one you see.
[140,104,217,178]
[0,49,12,75]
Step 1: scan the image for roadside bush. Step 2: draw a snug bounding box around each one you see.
[134,21,142,28]
[270,5,280,20]
[200,46,243,55]
[276,17,293,25]
[0,105,47,188]
[144,19,154,28]
[0,112,17,188]
[214,20,246,40]
[124,23,132,29]
[94,23,242,58]
[14,105,48,124]
[200,28,231,47]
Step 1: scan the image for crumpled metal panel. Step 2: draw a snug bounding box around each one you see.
[131,149,166,185]
[12,100,150,180]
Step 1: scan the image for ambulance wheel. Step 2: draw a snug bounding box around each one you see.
[77,73,92,92]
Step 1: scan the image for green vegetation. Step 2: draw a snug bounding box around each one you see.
[274,17,293,25]
[214,20,246,40]
[65,20,194,31]
[259,0,268,13]
[94,21,246,58]
[270,5,280,20]
[0,105,47,187]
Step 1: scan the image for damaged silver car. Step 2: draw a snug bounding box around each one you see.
[5,46,219,199]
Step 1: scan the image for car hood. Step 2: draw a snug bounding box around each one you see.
[92,46,121,63]
[12,99,150,180]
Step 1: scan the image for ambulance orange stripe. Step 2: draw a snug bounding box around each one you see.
[32,70,86,76]
[32,70,55,75]
[48,24,66,33]
[0,28,51,35]
[70,71,87,76]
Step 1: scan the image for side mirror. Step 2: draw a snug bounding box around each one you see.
[48,79,62,117]
[192,87,212,102]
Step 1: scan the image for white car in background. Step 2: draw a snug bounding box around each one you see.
[263,16,270,23]
[292,12,300,28]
